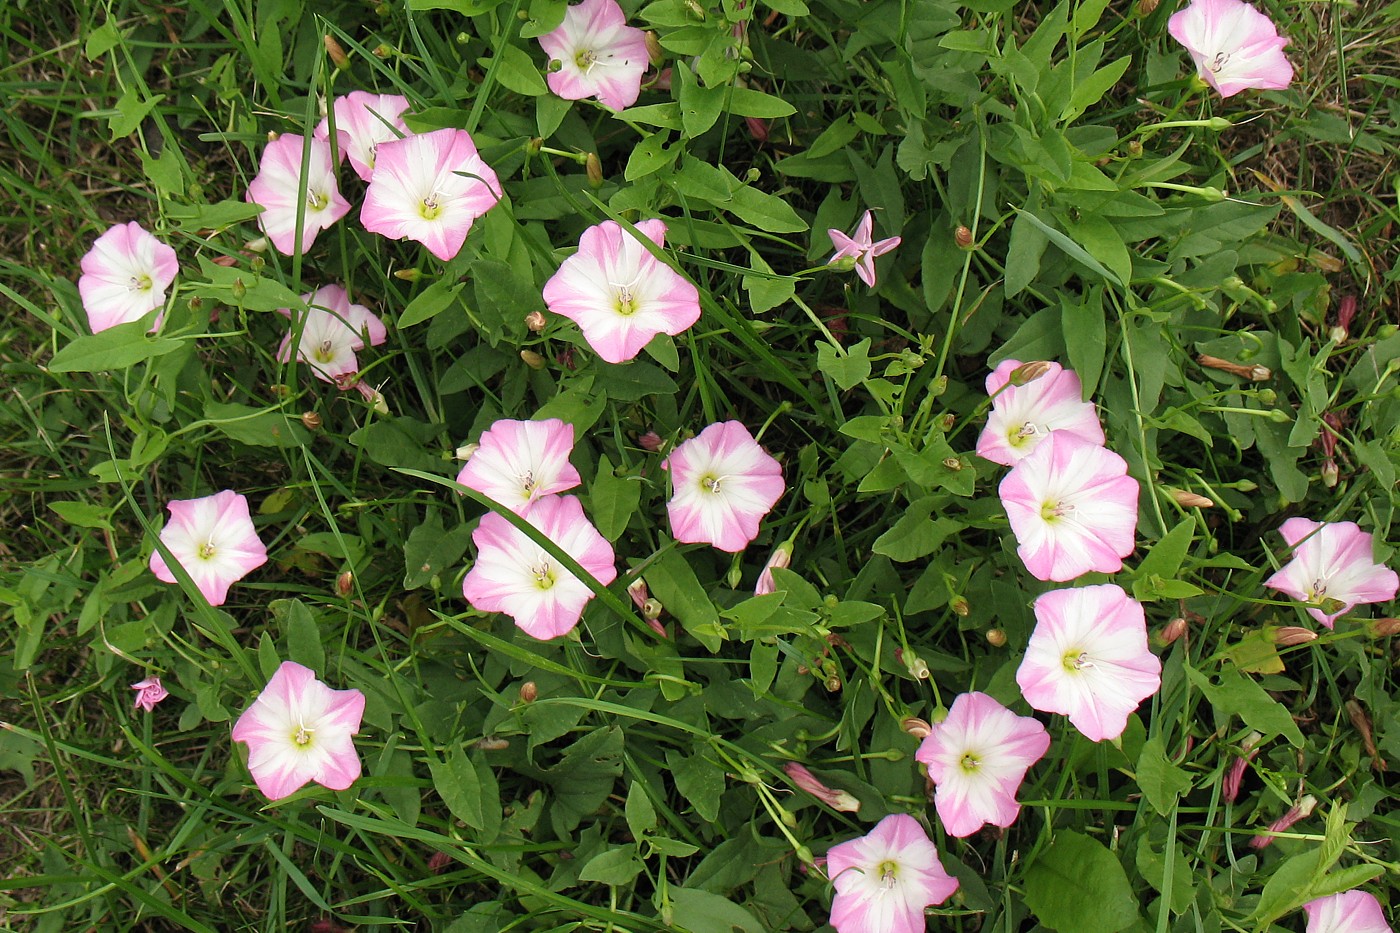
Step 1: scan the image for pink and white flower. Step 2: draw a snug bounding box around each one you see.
[149,490,268,607]
[663,421,785,552]
[131,676,169,712]
[1168,0,1293,99]
[755,540,794,595]
[999,434,1139,582]
[277,284,387,386]
[826,813,959,933]
[462,494,617,640]
[360,127,501,262]
[977,359,1104,466]
[828,210,901,289]
[537,0,650,111]
[315,91,412,182]
[1018,584,1162,742]
[542,219,701,364]
[1303,890,1394,933]
[455,418,582,515]
[245,134,351,255]
[77,222,179,333]
[230,661,366,801]
[1265,518,1399,628]
[914,692,1050,837]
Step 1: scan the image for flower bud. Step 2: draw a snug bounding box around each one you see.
[1274,626,1317,647]
[1367,617,1400,637]
[628,578,649,611]
[301,411,322,431]
[1170,489,1214,508]
[1137,0,1159,13]
[394,268,422,281]
[1009,360,1053,386]
[336,571,354,597]
[1160,617,1188,645]
[585,152,604,188]
[954,225,974,249]
[783,762,861,812]
[1267,408,1291,423]
[1321,460,1339,488]
[519,681,538,703]
[642,598,664,621]
[373,42,394,58]
[520,349,546,370]
[901,716,932,739]
[455,442,478,462]
[525,310,547,332]
[645,31,664,66]
[1250,794,1316,849]
[1223,732,1261,803]
[230,277,246,300]
[1380,324,1398,339]
[825,675,842,693]
[985,628,1007,647]
[324,35,350,69]
[950,596,970,617]
[1197,353,1271,381]
[755,541,793,596]
[1126,139,1143,157]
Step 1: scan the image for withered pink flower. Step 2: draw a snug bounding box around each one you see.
[828,210,901,288]
[784,762,861,813]
[1250,794,1317,849]
[131,677,169,712]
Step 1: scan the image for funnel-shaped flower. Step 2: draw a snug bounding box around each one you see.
[277,284,387,385]
[78,222,180,333]
[455,418,582,515]
[664,421,785,552]
[977,359,1104,466]
[246,134,351,255]
[149,490,268,606]
[1168,0,1293,99]
[131,677,169,712]
[1265,519,1399,628]
[826,814,959,933]
[315,91,412,182]
[828,211,901,288]
[538,0,650,111]
[230,661,366,800]
[999,435,1139,581]
[1303,890,1394,933]
[542,219,701,364]
[462,494,617,640]
[1018,584,1162,742]
[914,692,1050,837]
[361,127,501,262]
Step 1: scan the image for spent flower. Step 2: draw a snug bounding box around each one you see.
[131,677,169,712]
[827,210,901,288]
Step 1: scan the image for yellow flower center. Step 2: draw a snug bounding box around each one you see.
[1062,649,1093,672]
[197,541,217,560]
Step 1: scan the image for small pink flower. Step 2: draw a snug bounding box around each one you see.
[914,692,1050,837]
[826,813,959,933]
[245,134,351,255]
[663,421,785,552]
[1018,584,1162,742]
[755,540,793,595]
[999,435,1139,582]
[1265,519,1399,628]
[314,91,411,182]
[131,677,169,712]
[361,128,501,262]
[828,211,901,288]
[537,0,650,111]
[976,359,1104,466]
[149,490,269,606]
[462,495,617,640]
[78,222,179,333]
[230,661,366,801]
[784,762,861,813]
[1303,890,1394,933]
[277,284,387,386]
[542,219,701,364]
[455,418,582,515]
[1168,0,1293,99]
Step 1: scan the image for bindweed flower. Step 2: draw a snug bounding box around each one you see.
[455,418,582,515]
[230,661,366,801]
[462,494,617,640]
[1167,0,1293,99]
[663,421,785,552]
[361,127,502,261]
[1251,794,1317,849]
[315,91,412,182]
[1223,732,1262,803]
[826,813,959,933]
[78,222,179,333]
[999,435,1140,582]
[542,219,701,364]
[149,490,269,606]
[784,762,861,813]
[245,134,351,255]
[914,692,1050,837]
[1303,891,1394,933]
[755,540,793,595]
[131,677,169,712]
[277,284,387,386]
[1265,518,1399,628]
[976,359,1105,466]
[537,0,650,111]
[1018,584,1162,742]
[828,210,901,288]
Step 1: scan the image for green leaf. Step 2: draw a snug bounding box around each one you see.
[668,887,766,933]
[108,87,164,140]
[624,780,657,838]
[1014,208,1122,286]
[48,323,183,372]
[399,279,463,329]
[1005,208,1049,297]
[579,847,645,885]
[204,402,311,448]
[49,500,112,530]
[646,550,725,651]
[726,87,796,118]
[676,64,725,138]
[140,147,186,197]
[743,274,795,315]
[1130,518,1195,601]
[725,182,808,233]
[1136,735,1191,815]
[481,44,547,96]
[1060,287,1105,394]
[589,456,641,542]
[429,747,485,829]
[546,727,623,835]
[871,498,961,561]
[626,132,678,181]
[403,513,474,589]
[271,598,324,672]
[84,20,123,59]
[1024,830,1139,933]
[1063,55,1130,123]
[1185,664,1305,746]
[666,747,724,822]
[817,337,871,391]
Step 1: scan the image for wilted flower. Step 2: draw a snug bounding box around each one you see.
[826,814,959,933]
[1223,732,1262,802]
[1167,0,1293,99]
[1018,584,1162,742]
[537,0,650,111]
[277,284,387,386]
[149,490,269,606]
[361,127,501,261]
[914,692,1050,837]
[230,661,366,800]
[784,762,861,813]
[245,134,351,255]
[976,359,1104,466]
[663,421,785,552]
[1303,890,1394,933]
[1250,794,1317,849]
[315,91,412,182]
[455,418,582,515]
[828,210,901,288]
[541,219,701,364]
[1265,519,1400,628]
[131,677,169,712]
[78,222,179,333]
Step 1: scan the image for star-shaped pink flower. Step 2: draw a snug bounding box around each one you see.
[149,490,269,606]
[1168,0,1293,99]
[538,0,650,111]
[828,210,901,288]
[1264,518,1399,628]
[78,222,179,333]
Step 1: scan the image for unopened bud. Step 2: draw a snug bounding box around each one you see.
[1009,360,1053,386]
[1274,626,1317,647]
[783,762,861,813]
[231,277,246,300]
[520,349,546,370]
[1321,460,1339,488]
[1198,353,1271,381]
[950,596,970,617]
[585,152,604,188]
[1255,388,1277,405]
[373,42,393,58]
[519,681,538,703]
[986,628,1007,647]
[1250,794,1317,849]
[938,413,956,431]
[394,268,422,281]
[1160,617,1188,645]
[455,442,478,462]
[525,310,547,332]
[1137,0,1159,14]
[1368,618,1400,637]
[1126,139,1143,157]
[942,457,962,471]
[266,131,280,143]
[628,578,649,611]
[825,675,842,692]
[301,411,322,430]
[1267,408,1291,424]
[755,541,793,596]
[642,598,663,621]
[1223,732,1262,802]
[1170,489,1214,508]
[324,35,350,69]
[901,716,932,739]
[954,225,974,249]
[644,31,664,66]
